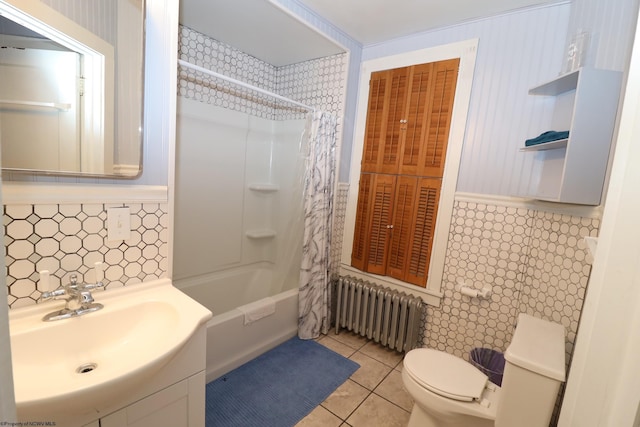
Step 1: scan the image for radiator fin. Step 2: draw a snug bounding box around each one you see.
[334,276,422,352]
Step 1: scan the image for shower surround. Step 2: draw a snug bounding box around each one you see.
[173,25,348,379]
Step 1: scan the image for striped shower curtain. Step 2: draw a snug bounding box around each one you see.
[298,111,337,339]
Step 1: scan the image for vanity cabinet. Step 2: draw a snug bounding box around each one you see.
[99,372,205,427]
[523,67,622,205]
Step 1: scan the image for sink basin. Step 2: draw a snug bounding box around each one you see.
[9,278,212,419]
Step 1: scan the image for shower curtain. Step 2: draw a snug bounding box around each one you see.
[298,111,337,339]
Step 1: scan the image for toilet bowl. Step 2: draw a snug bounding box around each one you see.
[401,313,566,427]
[402,348,498,427]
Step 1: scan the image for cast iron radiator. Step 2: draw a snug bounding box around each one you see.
[334,275,422,353]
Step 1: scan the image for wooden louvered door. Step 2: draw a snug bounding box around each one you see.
[387,177,441,287]
[399,63,435,176]
[387,176,418,281]
[365,174,396,274]
[361,67,410,174]
[399,59,459,176]
[351,173,397,275]
[351,173,374,270]
[352,58,459,289]
[361,72,389,173]
[405,178,441,286]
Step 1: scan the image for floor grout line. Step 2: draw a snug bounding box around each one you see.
[308,332,412,426]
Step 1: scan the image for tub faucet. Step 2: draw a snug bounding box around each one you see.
[41,274,105,321]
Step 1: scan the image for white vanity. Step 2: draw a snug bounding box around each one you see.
[9,279,211,427]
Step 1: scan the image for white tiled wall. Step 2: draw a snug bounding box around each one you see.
[4,203,169,308]
[334,194,598,371]
[428,200,598,365]
[334,194,598,424]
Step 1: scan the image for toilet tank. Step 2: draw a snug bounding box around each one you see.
[495,313,565,427]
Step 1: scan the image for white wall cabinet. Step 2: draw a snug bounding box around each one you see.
[523,67,622,205]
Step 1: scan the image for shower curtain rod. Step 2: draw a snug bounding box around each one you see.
[178,59,315,112]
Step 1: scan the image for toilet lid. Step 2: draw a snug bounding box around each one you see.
[404,349,488,402]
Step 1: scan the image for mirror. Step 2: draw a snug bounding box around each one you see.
[0,0,144,177]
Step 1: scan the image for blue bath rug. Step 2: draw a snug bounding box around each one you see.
[205,336,360,427]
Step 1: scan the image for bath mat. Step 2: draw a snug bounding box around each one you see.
[205,336,360,426]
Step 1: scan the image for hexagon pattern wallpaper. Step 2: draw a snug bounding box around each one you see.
[4,203,168,308]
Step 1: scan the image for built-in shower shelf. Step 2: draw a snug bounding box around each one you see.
[248,183,279,193]
[245,229,277,239]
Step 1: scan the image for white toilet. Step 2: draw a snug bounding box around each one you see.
[402,313,565,427]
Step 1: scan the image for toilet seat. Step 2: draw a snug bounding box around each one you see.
[404,349,488,402]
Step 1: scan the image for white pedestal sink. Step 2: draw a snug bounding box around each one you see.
[9,278,212,423]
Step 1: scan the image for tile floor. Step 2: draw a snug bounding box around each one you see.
[295,330,414,427]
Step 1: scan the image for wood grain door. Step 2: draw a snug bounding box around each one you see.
[361,67,410,174]
[351,173,397,275]
[413,59,460,177]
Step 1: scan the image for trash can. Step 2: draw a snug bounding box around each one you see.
[470,348,505,386]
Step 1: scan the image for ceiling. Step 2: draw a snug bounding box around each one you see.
[179,0,566,66]
[297,0,566,45]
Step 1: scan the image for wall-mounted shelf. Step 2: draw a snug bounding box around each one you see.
[245,229,276,239]
[529,69,580,96]
[0,99,71,112]
[523,67,622,205]
[520,139,568,152]
[248,183,279,193]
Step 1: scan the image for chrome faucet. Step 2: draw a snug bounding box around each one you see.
[40,274,105,321]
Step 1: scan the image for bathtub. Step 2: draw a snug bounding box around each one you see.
[176,265,299,382]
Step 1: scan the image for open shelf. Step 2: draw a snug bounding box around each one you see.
[520,139,568,152]
[523,68,622,205]
[529,69,580,96]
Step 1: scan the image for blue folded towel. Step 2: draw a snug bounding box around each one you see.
[525,130,569,147]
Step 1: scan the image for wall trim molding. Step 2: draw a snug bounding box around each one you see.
[455,192,604,219]
[2,183,168,205]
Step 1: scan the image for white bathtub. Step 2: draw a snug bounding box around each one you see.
[176,265,299,382]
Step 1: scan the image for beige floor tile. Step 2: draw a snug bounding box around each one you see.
[295,405,342,427]
[359,341,404,367]
[329,330,369,350]
[321,379,370,419]
[349,352,393,390]
[346,393,411,427]
[374,370,414,412]
[317,335,358,358]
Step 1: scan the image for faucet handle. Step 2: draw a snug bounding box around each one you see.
[41,288,66,301]
[83,281,105,291]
